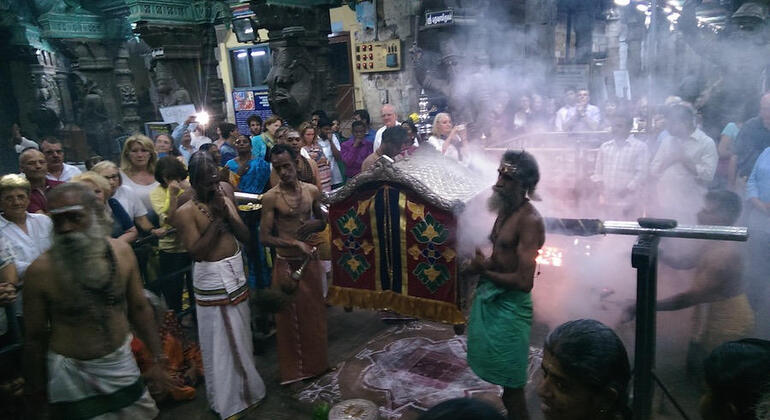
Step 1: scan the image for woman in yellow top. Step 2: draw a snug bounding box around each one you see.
[149,156,192,313]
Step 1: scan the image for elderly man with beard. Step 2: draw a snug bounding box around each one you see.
[22,183,167,419]
[463,150,545,420]
[172,152,265,418]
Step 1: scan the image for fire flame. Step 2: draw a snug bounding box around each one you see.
[536,246,563,267]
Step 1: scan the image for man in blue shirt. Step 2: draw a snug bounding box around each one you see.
[734,93,770,178]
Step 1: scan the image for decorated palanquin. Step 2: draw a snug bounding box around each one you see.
[326,148,487,324]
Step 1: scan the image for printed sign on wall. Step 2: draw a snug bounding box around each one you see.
[233,90,272,136]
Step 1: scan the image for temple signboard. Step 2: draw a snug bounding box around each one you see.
[233,90,272,135]
[425,10,453,26]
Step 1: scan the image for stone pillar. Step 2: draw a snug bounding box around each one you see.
[202,24,226,122]
[60,39,121,158]
[28,49,64,139]
[250,1,336,127]
[136,24,198,115]
[114,45,142,134]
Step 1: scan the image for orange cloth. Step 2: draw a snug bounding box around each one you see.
[273,256,328,384]
[130,311,203,401]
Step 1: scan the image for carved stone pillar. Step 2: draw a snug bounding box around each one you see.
[114,45,142,134]
[28,51,64,139]
[201,24,226,122]
[250,1,336,126]
[59,39,121,158]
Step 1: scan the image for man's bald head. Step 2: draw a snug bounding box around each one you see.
[760,92,770,129]
[19,147,43,164]
[381,104,397,128]
[19,148,47,182]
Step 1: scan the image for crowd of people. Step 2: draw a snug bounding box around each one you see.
[0,85,769,420]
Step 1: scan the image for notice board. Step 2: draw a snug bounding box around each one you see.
[233,90,273,136]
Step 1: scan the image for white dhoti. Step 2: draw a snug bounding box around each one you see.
[194,250,266,419]
[47,335,158,420]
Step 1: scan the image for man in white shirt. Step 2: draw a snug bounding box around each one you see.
[190,125,212,150]
[554,88,601,132]
[650,104,718,222]
[171,115,212,149]
[373,104,400,151]
[591,117,650,218]
[41,138,81,182]
[317,118,344,189]
[11,123,38,154]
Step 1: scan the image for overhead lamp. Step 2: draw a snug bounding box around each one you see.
[636,4,649,12]
[233,17,259,43]
[614,0,630,6]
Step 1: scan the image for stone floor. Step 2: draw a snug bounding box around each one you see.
[158,306,390,420]
[158,304,703,420]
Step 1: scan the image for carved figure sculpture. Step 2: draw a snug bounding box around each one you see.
[680,1,770,135]
[265,29,314,126]
[74,74,114,158]
[151,61,192,108]
[413,37,494,140]
[28,73,62,138]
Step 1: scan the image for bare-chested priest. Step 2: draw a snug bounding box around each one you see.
[172,152,265,418]
[260,143,329,384]
[463,150,545,420]
[23,182,167,419]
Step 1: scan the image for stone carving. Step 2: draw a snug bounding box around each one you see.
[412,37,493,139]
[118,84,138,105]
[151,60,192,108]
[680,1,770,135]
[74,73,114,157]
[265,29,316,126]
[253,1,336,126]
[28,73,63,137]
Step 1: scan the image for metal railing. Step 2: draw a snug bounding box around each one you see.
[545,217,748,420]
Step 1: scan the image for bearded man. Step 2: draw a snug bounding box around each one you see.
[260,143,328,384]
[23,183,167,418]
[172,152,265,418]
[464,150,545,420]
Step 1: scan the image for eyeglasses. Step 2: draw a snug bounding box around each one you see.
[103,174,120,180]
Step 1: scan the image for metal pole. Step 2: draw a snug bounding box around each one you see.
[566,11,573,63]
[233,192,262,203]
[544,217,748,241]
[632,234,659,420]
[543,216,748,420]
[648,0,659,114]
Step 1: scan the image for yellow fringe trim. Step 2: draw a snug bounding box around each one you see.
[327,285,466,325]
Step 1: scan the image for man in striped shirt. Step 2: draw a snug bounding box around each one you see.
[592,116,649,219]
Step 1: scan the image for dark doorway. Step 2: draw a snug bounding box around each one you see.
[328,32,354,121]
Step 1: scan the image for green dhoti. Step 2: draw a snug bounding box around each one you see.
[467,277,532,389]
